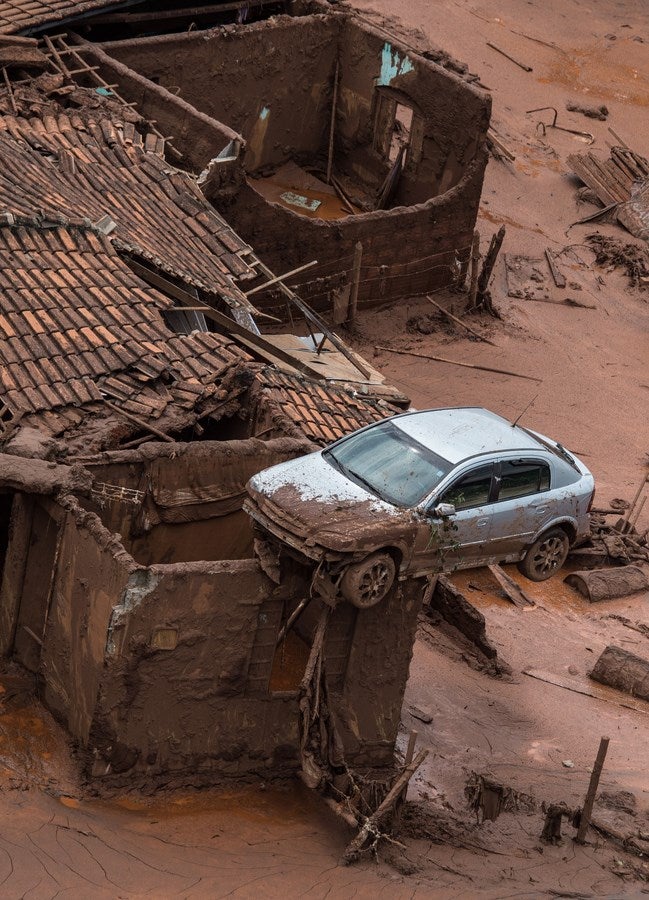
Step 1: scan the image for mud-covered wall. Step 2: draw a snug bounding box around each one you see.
[91,560,301,778]
[101,15,337,172]
[96,11,489,310]
[332,577,427,767]
[219,153,487,311]
[82,437,312,565]
[35,497,136,743]
[337,18,488,205]
[76,40,245,175]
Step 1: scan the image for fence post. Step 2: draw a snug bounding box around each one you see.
[347,241,363,324]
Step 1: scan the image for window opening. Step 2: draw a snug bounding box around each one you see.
[389,103,413,164]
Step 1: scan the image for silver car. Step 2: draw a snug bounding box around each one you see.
[245,407,595,608]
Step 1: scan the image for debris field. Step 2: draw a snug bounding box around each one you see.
[0,0,646,896]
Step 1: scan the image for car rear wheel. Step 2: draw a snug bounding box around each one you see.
[340,552,396,609]
[518,527,569,581]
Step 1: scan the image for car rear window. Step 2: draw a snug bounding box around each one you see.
[325,422,452,507]
[498,460,550,500]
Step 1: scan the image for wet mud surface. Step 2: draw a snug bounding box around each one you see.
[0,0,648,895]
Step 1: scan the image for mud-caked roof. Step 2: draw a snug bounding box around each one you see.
[0,217,250,451]
[250,368,400,446]
[0,105,256,309]
[0,1,126,35]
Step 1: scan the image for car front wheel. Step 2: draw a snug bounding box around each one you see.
[340,552,396,609]
[518,527,570,581]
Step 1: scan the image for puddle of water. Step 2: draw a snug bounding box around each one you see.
[450,563,585,613]
[97,781,324,828]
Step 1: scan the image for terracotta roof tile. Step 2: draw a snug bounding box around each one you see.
[0,221,251,434]
[0,112,257,312]
[251,368,402,446]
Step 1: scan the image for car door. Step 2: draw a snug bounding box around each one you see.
[487,458,552,560]
[408,463,496,575]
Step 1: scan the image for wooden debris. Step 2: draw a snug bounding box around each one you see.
[467,230,480,309]
[575,736,610,844]
[245,260,318,297]
[475,225,505,316]
[564,566,649,602]
[103,400,174,443]
[326,60,339,185]
[568,146,649,239]
[347,241,363,323]
[342,748,428,864]
[590,645,649,703]
[545,248,566,287]
[1,66,16,114]
[425,295,496,345]
[486,42,532,72]
[376,345,541,381]
[488,564,535,608]
[487,128,516,161]
[523,668,649,715]
[541,802,574,844]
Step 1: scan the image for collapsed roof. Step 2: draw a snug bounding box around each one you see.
[0,217,250,453]
[0,1,132,35]
[0,93,257,309]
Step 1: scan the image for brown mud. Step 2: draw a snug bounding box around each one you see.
[0,0,648,895]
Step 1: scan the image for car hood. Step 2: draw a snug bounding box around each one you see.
[246,450,410,552]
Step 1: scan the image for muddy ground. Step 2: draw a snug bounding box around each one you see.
[0,0,648,896]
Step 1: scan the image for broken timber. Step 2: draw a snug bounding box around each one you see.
[251,255,371,379]
[342,748,428,864]
[127,259,330,380]
[488,564,535,607]
[376,345,540,381]
[425,295,496,345]
[545,249,566,288]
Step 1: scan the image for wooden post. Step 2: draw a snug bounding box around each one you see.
[404,730,418,766]
[476,225,505,315]
[347,241,363,324]
[326,60,339,185]
[467,230,480,310]
[576,736,610,844]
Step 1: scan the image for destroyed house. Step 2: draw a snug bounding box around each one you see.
[21,0,491,317]
[0,81,424,783]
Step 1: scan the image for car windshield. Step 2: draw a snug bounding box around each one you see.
[324,421,452,507]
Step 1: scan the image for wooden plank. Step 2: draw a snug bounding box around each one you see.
[544,248,566,288]
[523,668,649,714]
[488,564,535,607]
[126,258,326,379]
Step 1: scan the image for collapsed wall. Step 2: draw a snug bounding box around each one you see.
[88,8,490,312]
[0,439,426,781]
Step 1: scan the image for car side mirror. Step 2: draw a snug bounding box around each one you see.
[434,502,456,518]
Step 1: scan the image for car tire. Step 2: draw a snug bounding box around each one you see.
[517,527,570,581]
[340,552,396,609]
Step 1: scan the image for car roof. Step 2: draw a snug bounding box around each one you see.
[391,407,548,465]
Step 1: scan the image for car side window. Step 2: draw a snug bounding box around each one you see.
[438,465,493,511]
[498,460,550,500]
